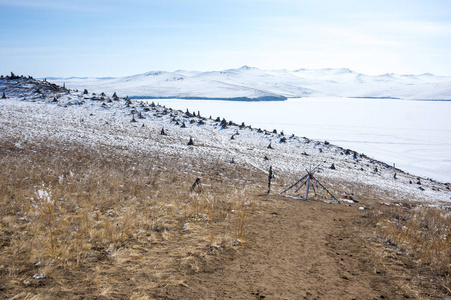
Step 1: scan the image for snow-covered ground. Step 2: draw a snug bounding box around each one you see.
[1,76,450,204]
[150,97,451,183]
[48,66,451,100]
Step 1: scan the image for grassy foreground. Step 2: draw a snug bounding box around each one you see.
[1,137,450,299]
[364,203,451,294]
[0,138,256,298]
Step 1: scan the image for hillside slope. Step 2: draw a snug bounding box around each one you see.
[2,75,450,203]
[1,76,450,299]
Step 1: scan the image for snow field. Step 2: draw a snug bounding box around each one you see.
[1,89,450,204]
[151,97,451,183]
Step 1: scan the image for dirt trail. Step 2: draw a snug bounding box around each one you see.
[157,195,415,300]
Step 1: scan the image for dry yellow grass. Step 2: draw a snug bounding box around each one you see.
[0,139,257,298]
[2,138,451,298]
[365,203,451,293]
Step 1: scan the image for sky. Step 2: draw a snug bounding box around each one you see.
[0,0,450,77]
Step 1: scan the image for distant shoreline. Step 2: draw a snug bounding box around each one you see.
[130,95,288,102]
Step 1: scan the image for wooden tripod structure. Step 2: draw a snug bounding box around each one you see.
[280,166,340,204]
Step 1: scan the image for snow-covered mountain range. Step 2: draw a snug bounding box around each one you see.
[47,66,451,101]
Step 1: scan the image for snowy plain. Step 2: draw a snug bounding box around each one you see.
[149,97,451,183]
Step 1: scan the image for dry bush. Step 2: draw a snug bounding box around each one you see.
[365,204,451,292]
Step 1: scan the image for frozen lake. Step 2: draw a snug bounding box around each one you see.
[145,97,451,183]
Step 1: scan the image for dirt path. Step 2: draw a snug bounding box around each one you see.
[157,195,415,299]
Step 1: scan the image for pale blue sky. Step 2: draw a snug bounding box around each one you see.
[1,0,450,77]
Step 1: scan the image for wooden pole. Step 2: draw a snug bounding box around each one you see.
[280,174,308,195]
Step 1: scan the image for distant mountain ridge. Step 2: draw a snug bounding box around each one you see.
[47,66,451,101]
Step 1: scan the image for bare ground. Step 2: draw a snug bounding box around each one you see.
[153,195,449,300]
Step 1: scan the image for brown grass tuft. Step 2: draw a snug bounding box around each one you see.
[365,203,451,293]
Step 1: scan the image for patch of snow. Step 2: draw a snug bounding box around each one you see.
[341,199,356,203]
[33,273,45,279]
[36,188,53,203]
